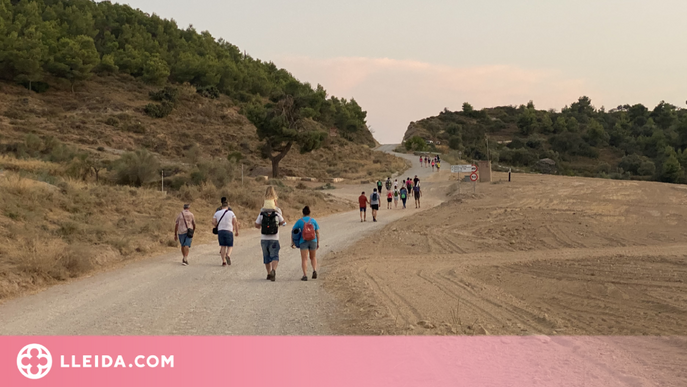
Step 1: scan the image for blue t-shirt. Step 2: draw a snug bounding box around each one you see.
[292,216,320,244]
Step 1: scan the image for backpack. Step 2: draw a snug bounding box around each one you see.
[371,192,379,202]
[385,180,391,189]
[401,190,406,199]
[260,211,279,235]
[414,185,420,194]
[302,218,316,241]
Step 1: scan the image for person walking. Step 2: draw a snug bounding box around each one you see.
[358,191,369,222]
[431,160,435,171]
[376,179,383,196]
[436,161,441,171]
[385,177,392,193]
[386,190,393,209]
[393,187,400,208]
[292,206,320,281]
[406,178,412,194]
[414,182,422,208]
[213,202,238,266]
[174,204,196,266]
[394,179,398,189]
[370,188,380,222]
[419,156,423,167]
[216,197,233,257]
[255,186,286,281]
[413,175,420,187]
[399,186,408,209]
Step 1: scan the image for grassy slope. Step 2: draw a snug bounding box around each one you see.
[0,75,409,300]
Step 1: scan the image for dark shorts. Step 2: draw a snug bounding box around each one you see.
[371,204,379,210]
[387,198,392,203]
[360,207,366,212]
[178,234,192,247]
[218,230,234,247]
[261,240,280,264]
[414,193,421,199]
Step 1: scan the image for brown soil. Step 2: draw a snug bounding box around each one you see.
[325,172,687,337]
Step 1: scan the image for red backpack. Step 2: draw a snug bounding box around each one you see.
[302,218,316,241]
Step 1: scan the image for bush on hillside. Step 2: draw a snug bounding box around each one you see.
[114,149,160,187]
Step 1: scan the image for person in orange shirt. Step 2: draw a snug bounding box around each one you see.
[358,191,369,222]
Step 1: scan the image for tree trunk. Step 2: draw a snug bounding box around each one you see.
[269,141,293,178]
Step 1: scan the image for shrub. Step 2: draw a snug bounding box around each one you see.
[144,101,174,118]
[197,85,220,99]
[124,122,146,134]
[105,117,119,126]
[149,87,179,103]
[114,149,160,186]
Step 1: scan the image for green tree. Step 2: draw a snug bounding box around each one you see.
[462,102,474,113]
[660,151,682,183]
[48,35,100,92]
[245,84,328,178]
[405,136,428,152]
[517,108,537,135]
[114,149,161,187]
[7,27,48,91]
[585,119,609,146]
[142,53,170,85]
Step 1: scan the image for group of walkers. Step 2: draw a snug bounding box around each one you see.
[419,154,441,171]
[174,187,320,282]
[361,175,422,222]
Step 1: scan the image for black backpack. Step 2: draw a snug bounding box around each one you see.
[371,192,378,202]
[261,211,279,235]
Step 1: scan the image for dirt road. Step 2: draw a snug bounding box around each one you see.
[0,145,435,335]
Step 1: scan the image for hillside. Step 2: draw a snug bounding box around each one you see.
[0,0,409,300]
[403,99,687,183]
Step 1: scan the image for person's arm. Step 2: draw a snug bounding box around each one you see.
[174,222,179,241]
[212,215,218,227]
[233,217,239,236]
[191,216,196,230]
[316,230,320,249]
[255,214,262,229]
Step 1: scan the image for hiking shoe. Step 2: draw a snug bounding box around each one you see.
[266,274,272,280]
[270,270,276,282]
[181,260,188,266]
[222,262,227,267]
[312,271,318,279]
[301,276,308,281]
[227,257,231,265]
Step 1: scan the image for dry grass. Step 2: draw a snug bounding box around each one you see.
[0,167,350,300]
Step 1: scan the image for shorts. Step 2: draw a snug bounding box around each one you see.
[178,234,192,247]
[261,240,280,264]
[360,207,366,212]
[218,230,234,247]
[394,197,399,201]
[371,204,379,210]
[414,193,421,200]
[387,198,392,203]
[300,239,318,251]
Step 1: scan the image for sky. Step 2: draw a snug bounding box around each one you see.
[122,0,687,143]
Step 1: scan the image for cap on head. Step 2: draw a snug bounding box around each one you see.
[183,204,190,209]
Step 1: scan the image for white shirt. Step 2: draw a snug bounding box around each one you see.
[255,208,285,240]
[213,209,236,232]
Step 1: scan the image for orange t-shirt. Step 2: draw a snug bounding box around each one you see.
[358,195,367,208]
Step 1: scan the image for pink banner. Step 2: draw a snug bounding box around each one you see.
[2,336,685,386]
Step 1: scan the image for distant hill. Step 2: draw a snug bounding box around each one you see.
[403,99,687,183]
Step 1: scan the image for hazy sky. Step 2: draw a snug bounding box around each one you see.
[122,0,687,143]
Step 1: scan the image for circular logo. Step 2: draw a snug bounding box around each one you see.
[17,344,52,380]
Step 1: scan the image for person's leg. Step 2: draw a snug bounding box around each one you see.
[363,208,367,221]
[360,209,363,222]
[270,241,280,281]
[310,248,318,278]
[300,249,309,277]
[182,246,189,259]
[261,241,271,275]
[220,246,227,263]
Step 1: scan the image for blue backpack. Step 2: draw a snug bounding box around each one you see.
[292,227,302,248]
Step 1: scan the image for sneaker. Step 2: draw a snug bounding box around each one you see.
[227,257,231,265]
[181,260,188,266]
[312,270,318,279]
[222,262,227,267]
[270,269,276,282]
[266,274,272,280]
[301,276,308,281]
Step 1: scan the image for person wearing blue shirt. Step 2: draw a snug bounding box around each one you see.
[291,206,320,281]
